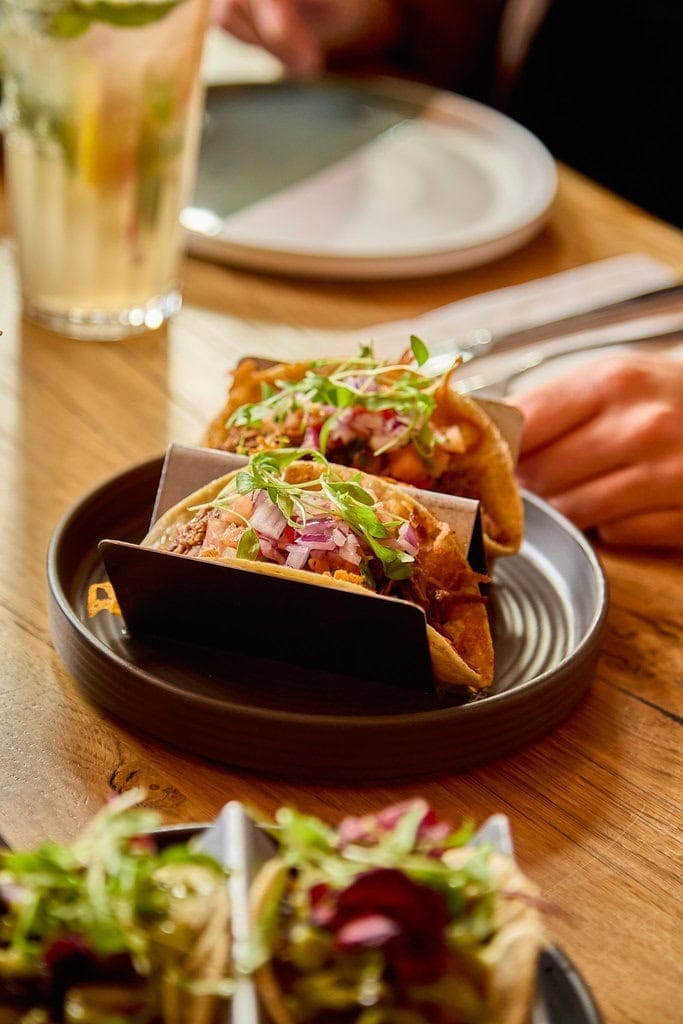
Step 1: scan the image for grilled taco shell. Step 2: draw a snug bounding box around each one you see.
[248,849,543,1024]
[203,356,523,559]
[142,459,493,690]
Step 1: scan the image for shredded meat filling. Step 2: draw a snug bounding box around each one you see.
[164,507,213,554]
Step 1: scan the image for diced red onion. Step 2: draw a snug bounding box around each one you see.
[328,422,356,444]
[259,537,286,564]
[300,518,336,542]
[250,495,287,540]
[307,539,336,552]
[285,545,309,570]
[328,405,412,452]
[345,376,378,394]
[337,535,362,565]
[303,425,321,448]
[398,522,419,556]
[351,411,381,433]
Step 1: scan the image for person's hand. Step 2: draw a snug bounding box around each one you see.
[212,0,398,77]
[509,352,683,549]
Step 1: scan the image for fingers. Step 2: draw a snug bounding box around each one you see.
[516,396,683,497]
[596,509,683,549]
[510,353,683,550]
[215,0,323,75]
[543,455,683,531]
[248,0,323,74]
[511,352,683,457]
[214,0,398,72]
[510,376,602,456]
[213,0,260,43]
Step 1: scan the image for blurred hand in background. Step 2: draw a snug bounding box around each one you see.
[212,0,399,76]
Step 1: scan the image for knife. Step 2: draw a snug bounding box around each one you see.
[450,309,683,396]
[455,282,683,357]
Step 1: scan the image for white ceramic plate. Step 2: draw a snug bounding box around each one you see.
[183,76,557,280]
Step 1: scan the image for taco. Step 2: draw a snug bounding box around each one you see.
[0,790,233,1024]
[248,799,545,1024]
[142,448,493,690]
[202,342,523,559]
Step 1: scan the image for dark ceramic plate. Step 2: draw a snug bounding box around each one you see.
[47,457,608,781]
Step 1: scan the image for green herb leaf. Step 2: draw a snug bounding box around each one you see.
[224,342,442,461]
[235,471,256,494]
[318,413,336,455]
[210,448,416,583]
[410,334,430,367]
[236,526,260,561]
[0,789,228,974]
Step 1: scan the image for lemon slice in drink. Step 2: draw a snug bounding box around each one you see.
[49,0,181,38]
[72,63,131,189]
[78,0,181,24]
[75,86,103,186]
[65,59,111,188]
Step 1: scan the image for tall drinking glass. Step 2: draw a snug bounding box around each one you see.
[1,0,210,340]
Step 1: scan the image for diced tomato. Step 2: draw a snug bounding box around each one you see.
[386,446,430,484]
[282,524,297,544]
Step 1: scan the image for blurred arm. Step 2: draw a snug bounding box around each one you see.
[212,0,506,96]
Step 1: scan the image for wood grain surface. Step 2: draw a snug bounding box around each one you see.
[0,164,681,1024]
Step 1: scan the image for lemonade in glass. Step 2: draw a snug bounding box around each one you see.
[1,0,210,339]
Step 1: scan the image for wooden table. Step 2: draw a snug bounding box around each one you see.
[0,165,681,1024]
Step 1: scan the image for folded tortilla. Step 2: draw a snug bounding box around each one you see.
[142,456,494,690]
[248,805,545,1024]
[203,355,523,559]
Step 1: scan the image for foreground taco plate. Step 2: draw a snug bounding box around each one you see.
[0,797,601,1023]
[47,456,608,781]
[157,806,602,1024]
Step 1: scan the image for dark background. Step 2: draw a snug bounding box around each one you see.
[509,0,682,228]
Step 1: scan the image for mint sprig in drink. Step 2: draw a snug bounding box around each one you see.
[2,0,210,339]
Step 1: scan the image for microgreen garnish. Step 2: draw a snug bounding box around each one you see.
[261,803,497,939]
[235,526,260,561]
[0,789,227,969]
[410,334,430,367]
[226,342,445,460]
[210,448,416,581]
